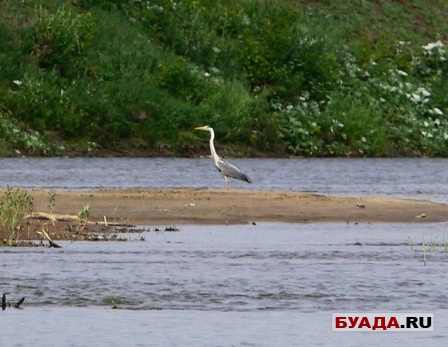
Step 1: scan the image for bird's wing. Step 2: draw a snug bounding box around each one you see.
[216,158,252,183]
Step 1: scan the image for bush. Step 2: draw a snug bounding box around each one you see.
[33,6,95,78]
[1,0,448,156]
[0,187,34,247]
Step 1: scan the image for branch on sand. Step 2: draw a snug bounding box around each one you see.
[25,212,133,227]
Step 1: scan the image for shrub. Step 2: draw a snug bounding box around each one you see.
[0,109,62,155]
[0,187,34,247]
[33,6,95,78]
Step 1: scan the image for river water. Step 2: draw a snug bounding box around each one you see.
[1,158,448,346]
[0,157,447,203]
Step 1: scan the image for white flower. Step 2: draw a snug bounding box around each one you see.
[434,118,440,125]
[204,72,210,78]
[422,40,444,51]
[13,80,22,86]
[397,69,408,76]
[433,108,443,115]
[444,133,448,140]
[286,105,293,110]
[417,87,431,97]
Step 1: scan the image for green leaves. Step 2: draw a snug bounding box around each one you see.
[0,187,34,246]
[0,1,447,156]
[33,6,95,77]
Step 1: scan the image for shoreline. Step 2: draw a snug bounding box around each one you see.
[3,188,448,243]
[28,188,448,225]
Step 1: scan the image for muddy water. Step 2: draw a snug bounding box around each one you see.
[2,223,448,345]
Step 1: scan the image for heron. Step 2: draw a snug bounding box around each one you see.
[195,125,252,190]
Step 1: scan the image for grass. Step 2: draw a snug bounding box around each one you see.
[410,233,448,266]
[0,187,34,246]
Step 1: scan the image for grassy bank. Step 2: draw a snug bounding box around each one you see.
[0,0,447,157]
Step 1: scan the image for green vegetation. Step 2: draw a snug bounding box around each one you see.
[0,187,34,246]
[0,0,447,157]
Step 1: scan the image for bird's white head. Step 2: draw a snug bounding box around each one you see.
[194,125,213,132]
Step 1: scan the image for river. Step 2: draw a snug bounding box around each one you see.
[1,157,447,202]
[1,158,447,346]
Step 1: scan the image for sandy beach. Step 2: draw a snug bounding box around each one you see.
[28,188,448,225]
[4,188,447,242]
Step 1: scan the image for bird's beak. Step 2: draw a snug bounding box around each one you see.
[195,126,206,130]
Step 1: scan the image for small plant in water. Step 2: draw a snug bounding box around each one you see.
[409,236,415,252]
[0,187,34,246]
[106,294,120,309]
[410,234,448,266]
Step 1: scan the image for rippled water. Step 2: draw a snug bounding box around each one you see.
[3,223,448,311]
[1,158,448,346]
[3,223,448,345]
[1,157,448,203]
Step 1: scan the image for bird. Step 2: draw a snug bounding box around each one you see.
[195,125,252,190]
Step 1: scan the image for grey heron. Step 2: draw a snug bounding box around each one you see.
[195,125,252,190]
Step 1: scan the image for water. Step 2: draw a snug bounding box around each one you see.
[2,224,448,346]
[1,158,448,345]
[0,157,447,203]
[3,223,448,311]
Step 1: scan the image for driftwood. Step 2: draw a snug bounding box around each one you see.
[37,230,62,248]
[14,297,25,308]
[26,212,80,224]
[2,293,25,310]
[26,212,134,227]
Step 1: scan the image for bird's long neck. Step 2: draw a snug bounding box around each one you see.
[208,128,220,163]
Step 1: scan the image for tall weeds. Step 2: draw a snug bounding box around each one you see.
[0,188,34,247]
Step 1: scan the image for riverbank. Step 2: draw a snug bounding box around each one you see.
[8,188,441,241]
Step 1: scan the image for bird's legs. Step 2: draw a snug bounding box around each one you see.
[225,176,231,190]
